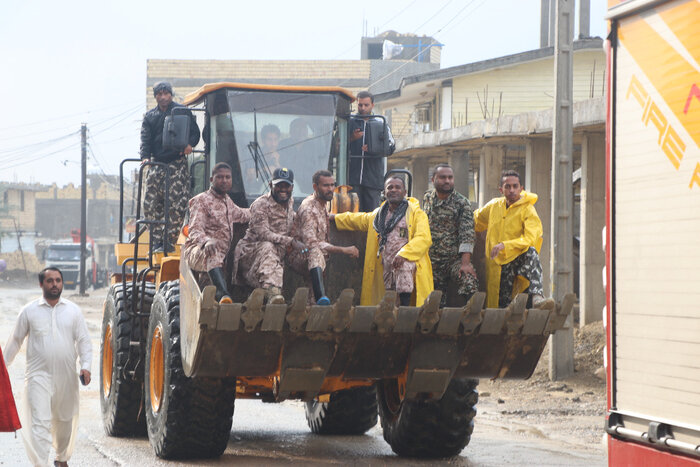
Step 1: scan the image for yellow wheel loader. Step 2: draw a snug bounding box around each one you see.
[99,82,574,459]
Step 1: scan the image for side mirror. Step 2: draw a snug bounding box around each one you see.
[353,115,393,157]
[162,107,191,153]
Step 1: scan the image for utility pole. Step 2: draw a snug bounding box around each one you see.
[79,123,88,296]
[549,0,575,380]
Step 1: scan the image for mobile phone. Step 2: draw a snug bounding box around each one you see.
[79,373,86,386]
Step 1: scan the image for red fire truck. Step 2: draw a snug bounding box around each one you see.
[605,0,700,464]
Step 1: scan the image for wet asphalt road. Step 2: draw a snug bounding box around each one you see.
[0,285,605,466]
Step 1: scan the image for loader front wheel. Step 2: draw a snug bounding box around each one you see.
[305,386,378,435]
[145,280,236,459]
[377,377,478,458]
[100,282,154,436]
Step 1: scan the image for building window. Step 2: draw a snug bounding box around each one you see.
[20,191,24,211]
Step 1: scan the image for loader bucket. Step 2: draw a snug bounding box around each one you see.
[178,259,574,401]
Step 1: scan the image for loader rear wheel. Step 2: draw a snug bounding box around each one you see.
[305,386,378,435]
[145,280,236,459]
[100,282,154,436]
[377,377,478,458]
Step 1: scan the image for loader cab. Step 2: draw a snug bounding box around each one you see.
[182,84,359,207]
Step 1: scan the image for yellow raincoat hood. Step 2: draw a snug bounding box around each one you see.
[335,197,433,306]
[474,191,543,307]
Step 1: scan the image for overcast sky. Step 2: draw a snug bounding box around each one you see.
[0,0,607,186]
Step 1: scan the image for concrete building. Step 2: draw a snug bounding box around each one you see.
[145,32,441,109]
[376,38,606,326]
[35,175,124,240]
[0,182,46,254]
[34,175,127,273]
[144,31,439,141]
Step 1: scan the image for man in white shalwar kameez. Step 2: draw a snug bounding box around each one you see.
[4,267,92,467]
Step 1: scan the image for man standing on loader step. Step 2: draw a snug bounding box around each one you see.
[183,163,250,304]
[474,170,554,310]
[332,175,433,307]
[140,81,200,252]
[348,91,395,212]
[423,163,478,306]
[234,167,307,304]
[287,170,359,305]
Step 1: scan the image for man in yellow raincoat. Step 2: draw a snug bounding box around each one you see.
[474,170,554,309]
[331,175,433,307]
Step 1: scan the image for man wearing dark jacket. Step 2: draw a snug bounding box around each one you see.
[140,81,200,251]
[348,91,395,212]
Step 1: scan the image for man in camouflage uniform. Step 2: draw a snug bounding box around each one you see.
[183,163,250,303]
[234,168,307,303]
[288,170,359,305]
[423,163,478,306]
[140,81,200,252]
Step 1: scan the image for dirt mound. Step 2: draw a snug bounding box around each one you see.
[574,321,605,376]
[0,252,44,274]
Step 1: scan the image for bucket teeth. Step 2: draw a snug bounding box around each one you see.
[286,288,310,332]
[241,288,265,332]
[545,292,576,332]
[330,289,354,332]
[418,290,442,333]
[374,291,397,333]
[505,294,528,335]
[461,292,485,334]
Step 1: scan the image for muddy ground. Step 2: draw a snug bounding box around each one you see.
[1,279,607,464]
[478,320,607,451]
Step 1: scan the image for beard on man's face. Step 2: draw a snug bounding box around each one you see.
[43,287,62,300]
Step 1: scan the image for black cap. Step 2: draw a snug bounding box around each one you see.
[271,167,294,185]
[153,81,173,97]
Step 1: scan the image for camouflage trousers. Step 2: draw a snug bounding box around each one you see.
[287,246,326,272]
[235,241,287,289]
[143,157,189,248]
[382,256,416,294]
[498,247,544,308]
[431,257,479,306]
[183,241,228,272]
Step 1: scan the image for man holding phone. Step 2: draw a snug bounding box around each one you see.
[348,91,395,212]
[4,267,92,467]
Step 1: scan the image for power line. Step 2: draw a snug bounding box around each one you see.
[323,0,422,62]
[337,0,487,91]
[89,103,144,131]
[438,0,487,35]
[377,0,420,30]
[0,139,81,171]
[0,122,80,143]
[0,131,80,161]
[411,0,453,34]
[0,100,143,132]
[89,106,143,138]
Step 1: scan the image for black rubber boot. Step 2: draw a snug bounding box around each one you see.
[399,292,411,307]
[310,267,330,305]
[208,267,232,303]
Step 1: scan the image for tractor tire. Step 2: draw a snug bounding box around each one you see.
[377,377,479,458]
[305,386,378,435]
[145,280,236,459]
[100,282,154,436]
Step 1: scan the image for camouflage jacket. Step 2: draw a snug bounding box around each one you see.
[293,195,332,254]
[238,192,296,248]
[185,188,250,250]
[422,189,475,261]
